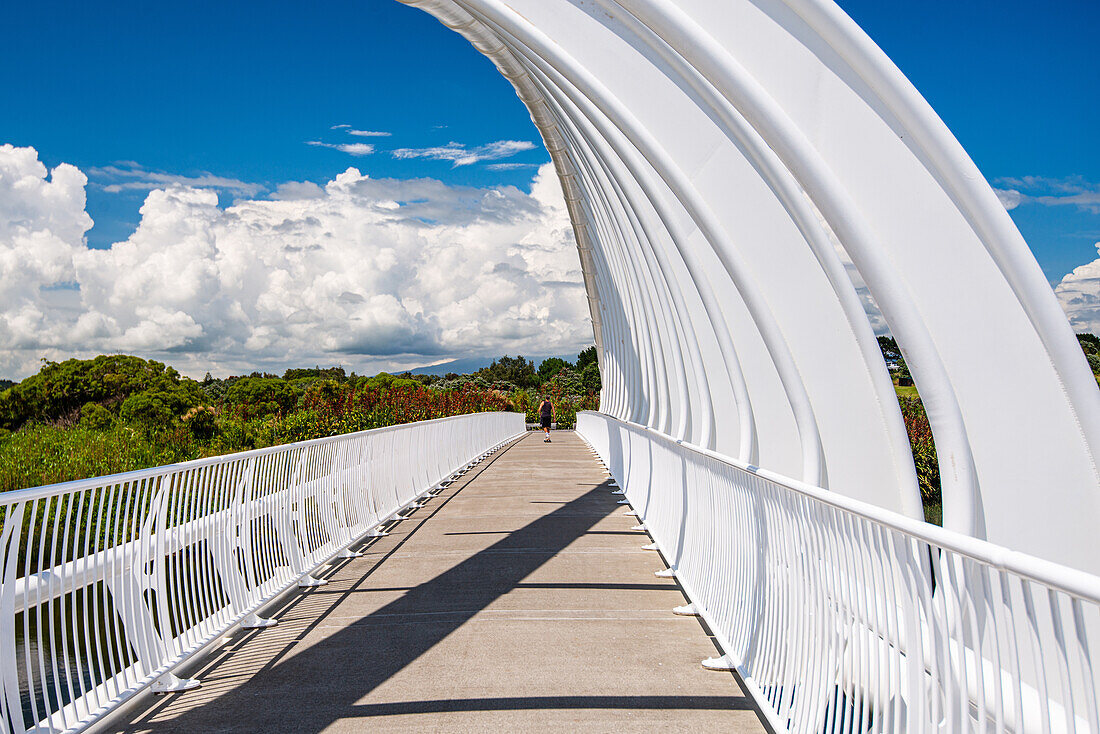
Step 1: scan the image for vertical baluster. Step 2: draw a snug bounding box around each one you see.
[1070,597,1099,734]
[0,501,27,734]
[74,486,101,717]
[24,498,46,730]
[1047,589,1076,733]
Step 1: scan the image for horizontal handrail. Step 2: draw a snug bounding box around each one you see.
[0,411,526,734]
[579,412,1100,604]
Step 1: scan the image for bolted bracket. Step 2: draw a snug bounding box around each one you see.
[702,655,736,671]
[630,524,647,532]
[611,489,625,495]
[152,672,201,694]
[624,510,639,517]
[673,604,699,616]
[655,568,676,578]
[241,612,278,629]
[394,513,413,521]
[337,548,363,559]
[617,499,631,505]
[366,527,389,538]
[298,575,328,588]
[641,543,659,551]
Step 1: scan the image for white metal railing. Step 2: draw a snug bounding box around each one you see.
[0,411,525,734]
[577,411,1100,734]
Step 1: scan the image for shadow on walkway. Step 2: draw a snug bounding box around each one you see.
[346,694,756,717]
[120,436,757,732]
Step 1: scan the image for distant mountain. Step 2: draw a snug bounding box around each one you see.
[407,355,578,376]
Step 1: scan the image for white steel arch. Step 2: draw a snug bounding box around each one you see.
[400,0,1100,576]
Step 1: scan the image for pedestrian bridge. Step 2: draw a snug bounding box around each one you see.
[6,0,1100,731]
[4,412,1100,733]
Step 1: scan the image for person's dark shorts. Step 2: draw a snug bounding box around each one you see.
[540,416,552,429]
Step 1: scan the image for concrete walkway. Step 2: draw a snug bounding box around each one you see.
[118,431,767,733]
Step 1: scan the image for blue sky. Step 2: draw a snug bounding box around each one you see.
[840,0,1100,282]
[0,1,1097,378]
[1,1,1096,276]
[0,0,549,248]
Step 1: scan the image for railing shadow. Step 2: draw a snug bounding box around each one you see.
[119,447,717,732]
[346,694,755,716]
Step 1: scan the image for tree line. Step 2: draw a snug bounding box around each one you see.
[0,349,601,492]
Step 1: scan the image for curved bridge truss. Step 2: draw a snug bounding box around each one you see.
[401,0,1100,577]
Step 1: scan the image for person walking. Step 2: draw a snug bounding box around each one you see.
[538,396,554,442]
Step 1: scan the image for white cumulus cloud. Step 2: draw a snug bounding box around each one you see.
[0,144,589,379]
[1055,242,1100,335]
[0,144,91,316]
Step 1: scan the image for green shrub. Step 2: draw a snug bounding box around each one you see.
[120,384,198,428]
[212,416,261,452]
[898,398,940,509]
[79,402,114,430]
[549,367,583,396]
[271,409,325,444]
[0,354,203,430]
[182,405,218,439]
[476,356,539,389]
[576,346,598,371]
[364,372,395,390]
[537,357,570,383]
[581,362,601,394]
[223,377,300,420]
[304,379,350,405]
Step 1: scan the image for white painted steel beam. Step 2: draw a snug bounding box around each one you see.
[400,0,1100,579]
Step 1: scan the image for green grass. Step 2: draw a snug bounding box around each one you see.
[0,424,202,493]
[894,384,920,400]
